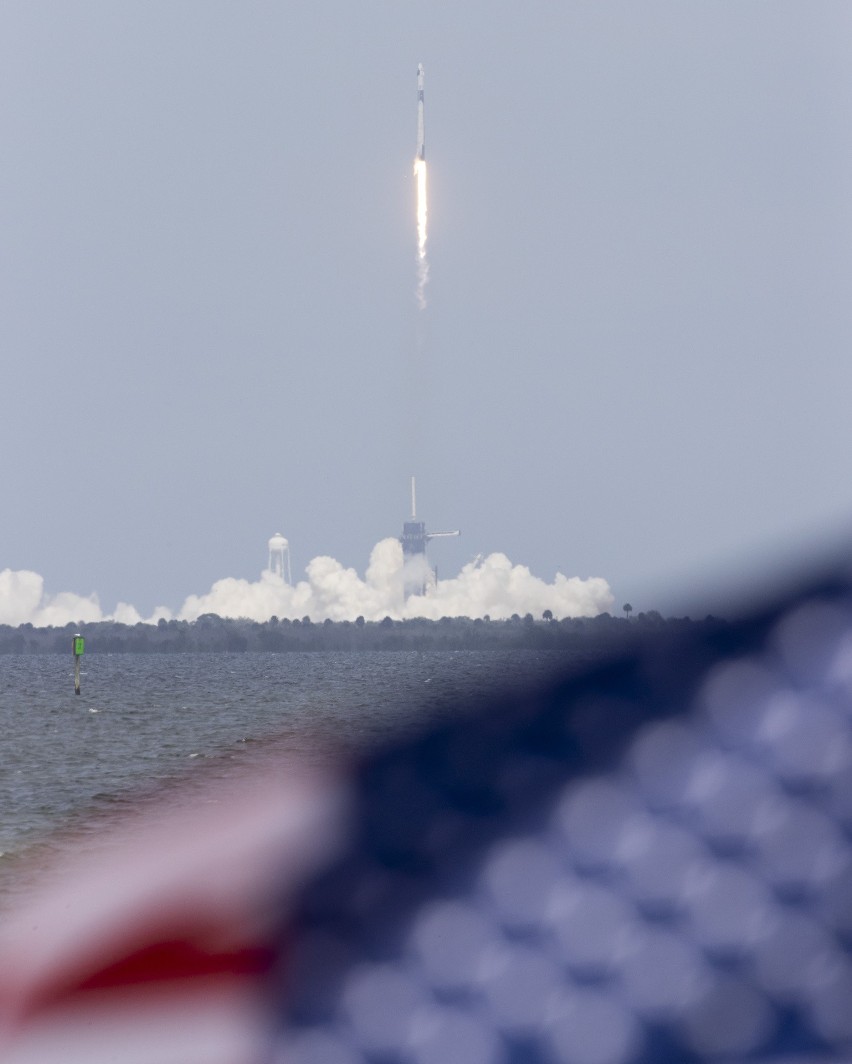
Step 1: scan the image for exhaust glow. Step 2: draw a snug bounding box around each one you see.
[414,157,429,309]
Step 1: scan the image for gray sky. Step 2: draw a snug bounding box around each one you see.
[2,1,851,618]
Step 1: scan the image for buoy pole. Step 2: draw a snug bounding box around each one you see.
[73,633,85,696]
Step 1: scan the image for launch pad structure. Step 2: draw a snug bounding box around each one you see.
[401,477,459,597]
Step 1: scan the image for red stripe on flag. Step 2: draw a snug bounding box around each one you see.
[76,940,277,991]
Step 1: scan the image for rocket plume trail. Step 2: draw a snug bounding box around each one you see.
[414,63,428,310]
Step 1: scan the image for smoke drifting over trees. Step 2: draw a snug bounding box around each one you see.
[0,540,612,627]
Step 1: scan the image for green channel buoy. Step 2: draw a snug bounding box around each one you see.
[73,634,85,696]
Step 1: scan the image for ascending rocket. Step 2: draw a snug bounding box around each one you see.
[414,63,428,308]
[416,63,425,161]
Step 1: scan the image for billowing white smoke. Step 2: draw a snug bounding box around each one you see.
[0,568,144,627]
[177,539,612,622]
[0,541,613,626]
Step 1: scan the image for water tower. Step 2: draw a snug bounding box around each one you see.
[268,532,292,584]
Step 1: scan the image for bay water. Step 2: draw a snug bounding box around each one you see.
[0,649,564,900]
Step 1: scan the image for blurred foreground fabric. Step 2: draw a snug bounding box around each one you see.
[2,573,852,1063]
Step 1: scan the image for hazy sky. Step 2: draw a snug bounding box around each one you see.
[2,1,851,618]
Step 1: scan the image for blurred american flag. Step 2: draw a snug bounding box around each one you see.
[2,571,852,1063]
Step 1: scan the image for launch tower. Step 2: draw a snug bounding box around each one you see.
[400,477,459,597]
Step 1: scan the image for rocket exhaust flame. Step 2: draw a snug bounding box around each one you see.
[414,158,428,310]
[414,64,428,310]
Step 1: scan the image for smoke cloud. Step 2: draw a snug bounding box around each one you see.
[176,539,615,621]
[0,568,144,627]
[0,541,612,627]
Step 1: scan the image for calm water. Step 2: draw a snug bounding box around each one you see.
[0,650,563,897]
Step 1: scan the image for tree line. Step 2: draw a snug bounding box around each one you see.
[0,610,724,655]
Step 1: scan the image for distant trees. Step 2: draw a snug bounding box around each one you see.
[0,610,725,656]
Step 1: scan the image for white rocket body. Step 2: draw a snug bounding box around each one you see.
[416,63,425,161]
